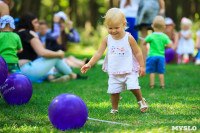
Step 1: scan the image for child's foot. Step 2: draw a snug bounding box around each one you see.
[160,85,165,89]
[110,109,118,114]
[50,75,70,82]
[138,98,148,112]
[149,85,154,88]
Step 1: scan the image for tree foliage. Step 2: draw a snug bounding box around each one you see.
[10,0,200,30]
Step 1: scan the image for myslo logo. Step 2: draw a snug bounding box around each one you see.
[172,126,197,131]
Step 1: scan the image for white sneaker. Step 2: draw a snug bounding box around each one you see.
[50,75,70,82]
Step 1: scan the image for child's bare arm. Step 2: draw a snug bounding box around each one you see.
[165,42,172,48]
[17,48,23,53]
[196,35,200,49]
[128,35,145,77]
[181,32,192,40]
[81,36,107,74]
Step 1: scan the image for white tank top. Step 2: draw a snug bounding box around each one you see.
[102,32,140,74]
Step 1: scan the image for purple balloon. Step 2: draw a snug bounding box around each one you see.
[48,93,88,131]
[1,73,33,105]
[0,56,8,86]
[165,48,175,63]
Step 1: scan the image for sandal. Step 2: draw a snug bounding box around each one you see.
[110,109,118,114]
[150,85,154,88]
[160,85,165,89]
[138,98,148,112]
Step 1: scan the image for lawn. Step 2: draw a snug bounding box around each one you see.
[0,54,200,133]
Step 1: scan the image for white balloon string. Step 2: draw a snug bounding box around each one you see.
[88,117,130,126]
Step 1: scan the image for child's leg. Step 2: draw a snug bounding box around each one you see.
[130,89,142,101]
[111,93,120,110]
[181,55,184,63]
[158,74,164,86]
[130,89,148,112]
[189,54,193,62]
[150,73,155,86]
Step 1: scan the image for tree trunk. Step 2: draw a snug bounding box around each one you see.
[69,0,79,26]
[31,0,41,17]
[18,0,31,15]
[109,0,113,8]
[89,0,98,29]
[182,0,191,18]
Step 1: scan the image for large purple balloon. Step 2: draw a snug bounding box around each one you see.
[48,93,88,131]
[165,48,175,63]
[0,56,8,86]
[1,73,33,105]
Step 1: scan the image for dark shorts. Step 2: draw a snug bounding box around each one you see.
[146,56,165,74]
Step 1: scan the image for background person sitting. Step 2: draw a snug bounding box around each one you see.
[164,17,179,63]
[16,13,86,82]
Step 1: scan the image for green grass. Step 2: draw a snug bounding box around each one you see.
[0,55,200,132]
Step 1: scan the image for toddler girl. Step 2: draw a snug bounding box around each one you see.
[0,15,23,74]
[176,17,194,63]
[81,8,148,113]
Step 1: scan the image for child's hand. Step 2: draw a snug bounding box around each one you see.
[139,67,145,77]
[66,20,73,30]
[81,64,91,74]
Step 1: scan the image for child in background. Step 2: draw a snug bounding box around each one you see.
[0,15,23,74]
[37,20,51,44]
[176,17,194,63]
[81,8,148,113]
[164,17,179,63]
[142,16,172,89]
[195,28,200,65]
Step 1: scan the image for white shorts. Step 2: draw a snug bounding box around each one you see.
[107,72,140,94]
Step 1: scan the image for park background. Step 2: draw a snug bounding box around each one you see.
[10,0,200,54]
[0,0,200,132]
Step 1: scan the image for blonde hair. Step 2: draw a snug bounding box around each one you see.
[104,8,126,27]
[181,17,192,29]
[152,16,165,30]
